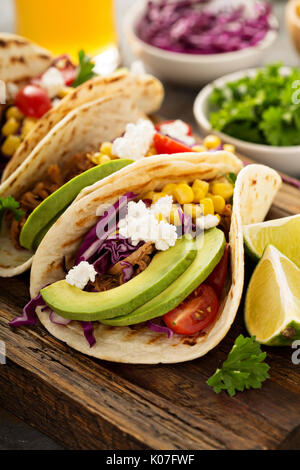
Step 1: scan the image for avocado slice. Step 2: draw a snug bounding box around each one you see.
[41,235,197,321]
[102,228,226,326]
[20,159,133,251]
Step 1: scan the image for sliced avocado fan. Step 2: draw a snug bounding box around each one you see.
[102,228,225,326]
[41,235,198,321]
[20,159,133,251]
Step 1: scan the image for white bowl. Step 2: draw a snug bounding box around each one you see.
[123,0,279,86]
[193,68,300,177]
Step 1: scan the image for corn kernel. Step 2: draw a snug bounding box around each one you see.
[184,203,203,220]
[57,87,73,98]
[192,144,206,152]
[21,118,37,138]
[6,106,24,120]
[2,117,19,136]
[223,143,235,153]
[200,198,214,215]
[1,135,21,156]
[211,195,225,213]
[152,192,166,203]
[162,183,177,198]
[192,179,209,202]
[99,154,111,165]
[100,142,113,157]
[142,191,155,201]
[169,206,182,225]
[212,182,234,201]
[203,134,221,150]
[173,184,194,205]
[155,213,167,223]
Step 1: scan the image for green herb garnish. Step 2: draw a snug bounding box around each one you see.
[73,50,97,88]
[0,196,24,230]
[209,63,300,146]
[225,172,237,186]
[207,335,270,397]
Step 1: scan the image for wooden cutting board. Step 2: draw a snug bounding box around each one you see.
[0,158,299,450]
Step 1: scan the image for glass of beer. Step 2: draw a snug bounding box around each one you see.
[14,0,116,60]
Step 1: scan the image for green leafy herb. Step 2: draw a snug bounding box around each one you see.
[225,172,237,186]
[73,50,97,88]
[209,63,300,146]
[0,196,24,230]
[207,335,270,397]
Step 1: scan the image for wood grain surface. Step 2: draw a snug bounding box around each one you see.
[0,162,299,450]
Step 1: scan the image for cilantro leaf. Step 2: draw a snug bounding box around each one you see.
[207,335,270,397]
[73,50,97,88]
[225,172,237,186]
[0,196,24,230]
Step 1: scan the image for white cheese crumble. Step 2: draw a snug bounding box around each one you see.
[41,67,65,99]
[196,214,220,231]
[66,261,97,290]
[112,119,155,160]
[118,198,177,251]
[130,60,146,76]
[159,120,195,146]
[152,195,173,217]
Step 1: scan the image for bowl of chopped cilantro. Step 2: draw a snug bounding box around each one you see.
[194,64,300,176]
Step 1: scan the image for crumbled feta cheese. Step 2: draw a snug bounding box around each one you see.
[159,120,195,146]
[151,195,173,217]
[118,199,177,251]
[41,67,65,99]
[130,60,146,76]
[112,119,155,160]
[66,261,97,290]
[196,215,220,231]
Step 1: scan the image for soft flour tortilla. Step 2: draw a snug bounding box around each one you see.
[30,157,281,364]
[0,92,144,277]
[0,33,53,85]
[2,70,164,180]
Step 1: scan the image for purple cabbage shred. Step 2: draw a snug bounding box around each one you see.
[81,321,96,348]
[148,319,174,338]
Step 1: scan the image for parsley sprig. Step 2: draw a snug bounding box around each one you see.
[73,50,97,88]
[207,335,270,397]
[0,196,24,230]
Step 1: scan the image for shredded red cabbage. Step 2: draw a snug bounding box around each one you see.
[148,319,174,338]
[49,310,71,325]
[177,207,193,235]
[120,261,134,283]
[81,321,96,348]
[9,292,45,327]
[137,0,273,55]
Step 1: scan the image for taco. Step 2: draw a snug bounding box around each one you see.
[0,103,242,278]
[11,155,281,363]
[0,33,164,180]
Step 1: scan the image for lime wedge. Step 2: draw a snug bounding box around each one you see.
[245,245,300,345]
[244,214,300,268]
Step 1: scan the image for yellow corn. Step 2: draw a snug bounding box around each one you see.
[173,184,194,205]
[152,192,166,203]
[162,183,177,199]
[192,179,209,202]
[200,198,214,215]
[90,153,111,165]
[211,195,225,213]
[57,87,73,98]
[169,206,182,225]
[100,142,113,157]
[2,117,19,137]
[223,143,235,153]
[184,203,203,220]
[98,154,111,165]
[142,191,155,201]
[6,106,24,120]
[1,135,21,156]
[155,213,167,223]
[21,118,37,138]
[192,144,206,152]
[212,182,234,201]
[203,134,221,150]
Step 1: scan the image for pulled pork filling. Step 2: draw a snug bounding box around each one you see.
[9,152,95,249]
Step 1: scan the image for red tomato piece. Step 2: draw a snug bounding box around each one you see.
[163,284,219,335]
[153,132,193,154]
[14,85,52,118]
[206,244,230,298]
[59,66,77,86]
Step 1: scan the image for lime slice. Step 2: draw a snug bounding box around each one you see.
[244,214,300,268]
[245,245,300,345]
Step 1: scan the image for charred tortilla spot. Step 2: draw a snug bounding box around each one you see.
[251,179,257,186]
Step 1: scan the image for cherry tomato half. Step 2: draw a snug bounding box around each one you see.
[59,66,77,86]
[153,132,193,155]
[163,284,219,335]
[206,244,230,298]
[14,85,52,118]
[155,120,193,136]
